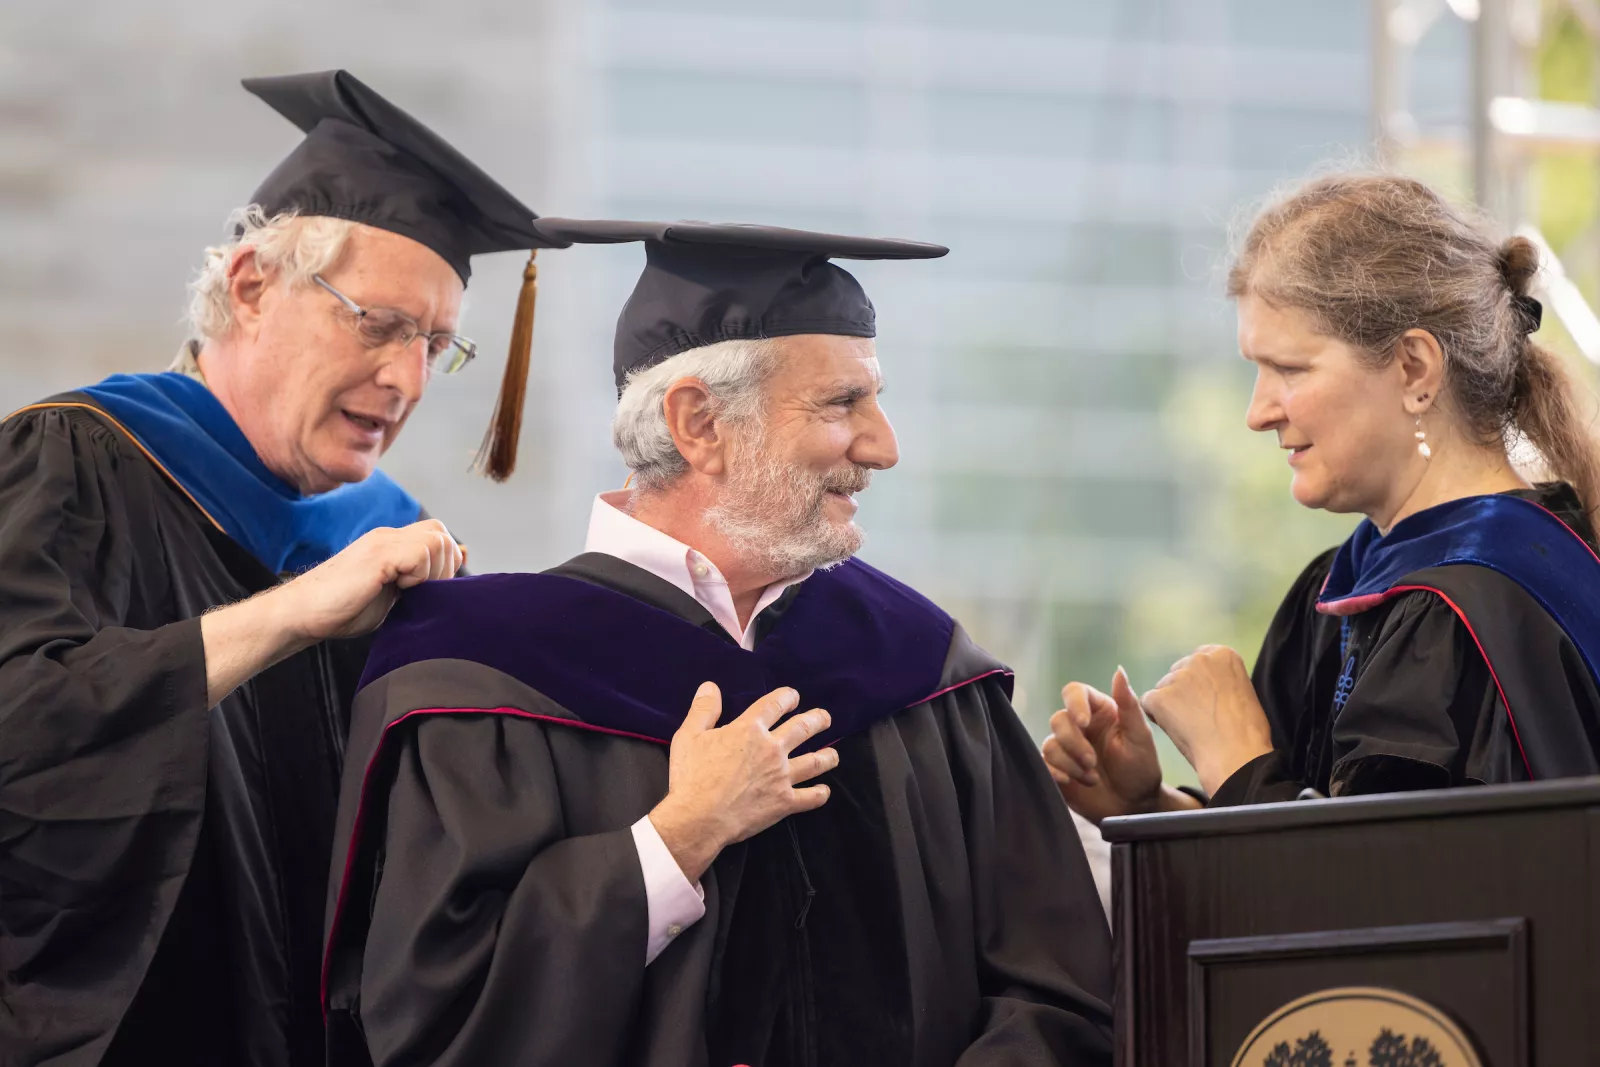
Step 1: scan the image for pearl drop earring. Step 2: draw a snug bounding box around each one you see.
[1415,413,1431,460]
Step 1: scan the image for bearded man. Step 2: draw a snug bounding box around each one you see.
[322,221,1114,1067]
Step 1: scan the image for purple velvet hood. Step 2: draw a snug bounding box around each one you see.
[356,556,994,750]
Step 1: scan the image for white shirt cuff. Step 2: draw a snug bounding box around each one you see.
[631,815,707,965]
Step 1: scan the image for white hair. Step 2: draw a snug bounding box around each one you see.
[612,337,782,490]
[186,205,360,341]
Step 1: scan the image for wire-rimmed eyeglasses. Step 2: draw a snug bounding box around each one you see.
[314,274,477,374]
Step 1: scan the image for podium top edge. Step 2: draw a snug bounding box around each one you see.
[1099,774,1600,843]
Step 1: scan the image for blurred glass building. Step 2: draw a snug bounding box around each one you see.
[2,0,1389,750]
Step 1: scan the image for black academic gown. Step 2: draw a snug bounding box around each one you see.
[1216,483,1600,805]
[326,553,1113,1067]
[0,399,404,1067]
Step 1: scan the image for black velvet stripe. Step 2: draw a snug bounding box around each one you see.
[706,731,913,1067]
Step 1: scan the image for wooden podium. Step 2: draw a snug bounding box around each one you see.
[1100,777,1600,1066]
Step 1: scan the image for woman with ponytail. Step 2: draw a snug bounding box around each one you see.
[1046,173,1600,815]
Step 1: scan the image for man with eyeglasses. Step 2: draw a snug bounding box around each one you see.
[0,71,563,1067]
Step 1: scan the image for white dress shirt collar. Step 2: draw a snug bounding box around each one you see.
[583,490,811,650]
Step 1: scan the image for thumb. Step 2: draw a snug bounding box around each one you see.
[676,681,723,738]
[1111,666,1153,740]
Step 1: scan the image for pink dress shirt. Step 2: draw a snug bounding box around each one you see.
[586,490,812,965]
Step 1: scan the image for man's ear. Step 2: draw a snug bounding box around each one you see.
[226,246,271,340]
[1395,328,1446,414]
[661,377,727,476]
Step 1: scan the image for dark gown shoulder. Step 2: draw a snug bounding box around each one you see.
[1219,483,1600,807]
[0,398,373,1067]
[1521,479,1597,542]
[550,551,730,636]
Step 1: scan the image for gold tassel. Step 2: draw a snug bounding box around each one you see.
[474,250,537,481]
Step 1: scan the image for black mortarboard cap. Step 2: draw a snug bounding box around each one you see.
[243,70,570,479]
[530,219,948,391]
[244,69,563,281]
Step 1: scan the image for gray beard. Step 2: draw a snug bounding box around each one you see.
[704,435,871,579]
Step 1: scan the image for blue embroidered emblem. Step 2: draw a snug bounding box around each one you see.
[1333,617,1357,713]
[1332,662,1356,712]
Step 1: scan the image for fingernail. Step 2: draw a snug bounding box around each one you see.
[781,688,799,707]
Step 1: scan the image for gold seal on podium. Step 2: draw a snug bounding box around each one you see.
[1230,987,1484,1067]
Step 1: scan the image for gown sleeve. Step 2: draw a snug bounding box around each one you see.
[0,407,210,1048]
[1216,577,1520,805]
[941,674,1115,1064]
[1324,590,1522,791]
[1213,549,1337,806]
[357,713,651,1067]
